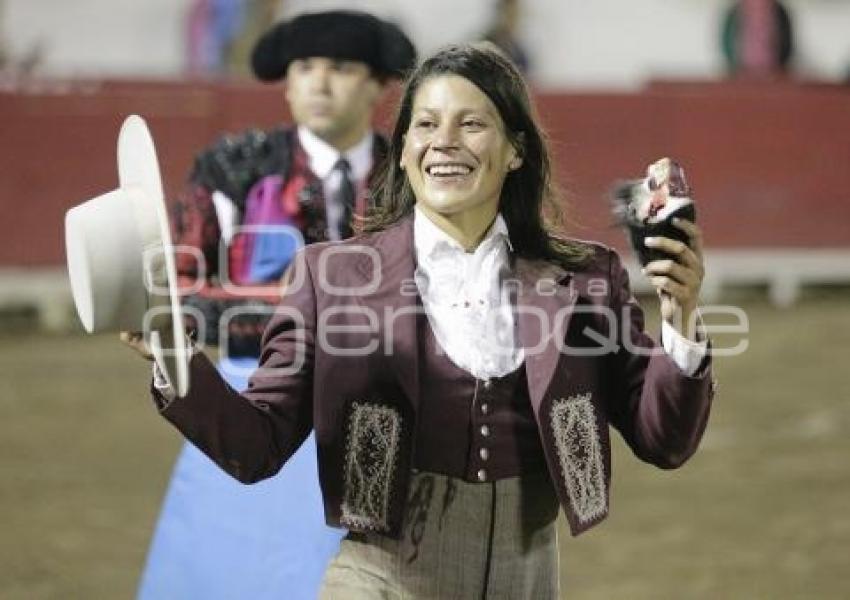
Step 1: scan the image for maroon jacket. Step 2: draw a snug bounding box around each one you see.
[156,216,714,537]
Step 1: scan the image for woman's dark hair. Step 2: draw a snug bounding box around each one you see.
[364,42,591,268]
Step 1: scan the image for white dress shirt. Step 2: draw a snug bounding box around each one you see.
[413,206,524,380]
[297,126,374,241]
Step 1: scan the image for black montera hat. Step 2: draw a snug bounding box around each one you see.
[251,10,416,82]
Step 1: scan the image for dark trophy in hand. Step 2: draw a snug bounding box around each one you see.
[613,157,696,266]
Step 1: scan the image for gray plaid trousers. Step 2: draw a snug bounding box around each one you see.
[320,469,561,600]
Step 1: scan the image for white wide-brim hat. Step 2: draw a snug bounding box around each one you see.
[65,115,190,396]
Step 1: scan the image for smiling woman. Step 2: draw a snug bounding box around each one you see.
[400,74,520,249]
[133,43,715,600]
[367,43,591,268]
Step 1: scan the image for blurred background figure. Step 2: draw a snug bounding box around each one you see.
[0,0,43,77]
[186,0,242,76]
[186,0,283,77]
[139,10,416,600]
[721,0,794,77]
[223,0,281,76]
[185,0,240,75]
[481,0,531,74]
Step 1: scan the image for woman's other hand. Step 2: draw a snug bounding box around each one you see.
[119,331,155,360]
[642,218,705,341]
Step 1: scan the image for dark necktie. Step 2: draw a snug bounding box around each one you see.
[333,158,355,240]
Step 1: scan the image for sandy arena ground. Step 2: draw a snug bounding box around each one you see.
[1,295,848,599]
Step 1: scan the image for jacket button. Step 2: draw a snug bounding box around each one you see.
[480,403,490,415]
[482,379,492,390]
[480,424,490,437]
[479,447,489,461]
[477,469,487,482]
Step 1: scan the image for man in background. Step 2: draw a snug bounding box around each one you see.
[138,11,415,600]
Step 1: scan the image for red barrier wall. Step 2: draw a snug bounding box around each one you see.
[1,78,847,267]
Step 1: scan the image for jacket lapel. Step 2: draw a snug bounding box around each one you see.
[514,256,579,411]
[353,217,420,411]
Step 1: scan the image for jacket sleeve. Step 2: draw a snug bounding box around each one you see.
[605,249,714,469]
[155,249,317,483]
